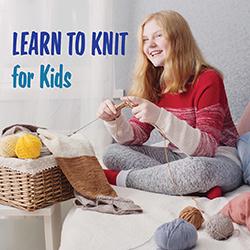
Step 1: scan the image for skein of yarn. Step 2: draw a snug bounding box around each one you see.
[15,134,42,159]
[205,214,234,240]
[154,218,197,250]
[179,206,204,230]
[220,192,250,231]
[0,134,19,157]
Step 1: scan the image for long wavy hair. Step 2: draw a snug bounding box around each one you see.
[129,10,221,102]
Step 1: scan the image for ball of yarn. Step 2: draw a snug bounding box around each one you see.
[154,218,197,250]
[179,206,204,230]
[15,134,42,159]
[205,214,234,240]
[0,135,19,157]
[220,192,250,231]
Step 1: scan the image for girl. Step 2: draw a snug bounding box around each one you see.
[97,10,242,198]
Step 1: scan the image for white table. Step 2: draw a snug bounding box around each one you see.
[0,203,62,250]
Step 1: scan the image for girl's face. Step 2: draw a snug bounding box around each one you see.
[142,19,169,67]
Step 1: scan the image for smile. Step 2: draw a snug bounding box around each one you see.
[150,50,162,57]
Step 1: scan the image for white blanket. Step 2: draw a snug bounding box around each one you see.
[60,185,250,250]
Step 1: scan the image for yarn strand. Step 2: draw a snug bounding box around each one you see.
[127,236,153,250]
[69,101,134,136]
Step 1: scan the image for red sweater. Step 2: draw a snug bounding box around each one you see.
[128,69,238,157]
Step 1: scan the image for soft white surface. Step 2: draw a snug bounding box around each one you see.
[0,155,56,174]
[60,185,250,250]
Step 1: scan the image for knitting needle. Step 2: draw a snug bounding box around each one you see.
[70,117,100,135]
[69,101,134,136]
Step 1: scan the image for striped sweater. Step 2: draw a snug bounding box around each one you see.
[105,69,240,164]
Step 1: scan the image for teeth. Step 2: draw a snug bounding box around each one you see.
[150,50,161,57]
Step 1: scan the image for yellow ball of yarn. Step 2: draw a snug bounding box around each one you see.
[15,134,42,159]
[0,135,19,157]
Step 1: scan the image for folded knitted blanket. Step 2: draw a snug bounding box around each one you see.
[74,191,143,215]
[2,124,40,136]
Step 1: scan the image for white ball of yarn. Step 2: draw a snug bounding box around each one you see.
[0,135,19,157]
[205,214,234,240]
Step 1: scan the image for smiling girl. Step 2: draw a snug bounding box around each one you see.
[97,10,242,198]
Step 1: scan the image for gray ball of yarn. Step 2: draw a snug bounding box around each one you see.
[205,214,234,240]
[154,218,197,250]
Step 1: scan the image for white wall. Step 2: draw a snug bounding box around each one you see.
[0,1,250,250]
[113,0,250,121]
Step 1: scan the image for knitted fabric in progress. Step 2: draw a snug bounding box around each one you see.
[56,156,117,200]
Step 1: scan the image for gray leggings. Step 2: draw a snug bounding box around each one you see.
[102,144,243,195]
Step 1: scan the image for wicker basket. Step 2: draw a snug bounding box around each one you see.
[0,157,74,211]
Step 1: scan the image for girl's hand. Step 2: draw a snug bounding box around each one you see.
[121,96,161,124]
[97,99,121,121]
